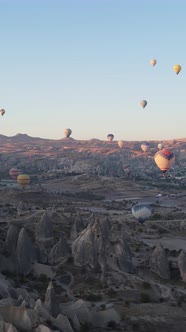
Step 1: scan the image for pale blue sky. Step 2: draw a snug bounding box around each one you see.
[0,0,185,140]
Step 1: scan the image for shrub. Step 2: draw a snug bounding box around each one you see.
[140,292,151,303]
[80,322,92,331]
[84,292,102,301]
[106,288,117,297]
[107,320,117,328]
[142,281,152,289]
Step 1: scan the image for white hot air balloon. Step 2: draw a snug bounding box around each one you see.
[132,203,152,224]
[107,134,114,142]
[141,142,150,152]
[140,100,147,109]
[64,128,72,138]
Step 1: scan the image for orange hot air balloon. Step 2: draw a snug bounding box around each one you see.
[9,168,21,180]
[150,59,157,67]
[17,174,30,188]
[118,140,124,148]
[173,64,181,75]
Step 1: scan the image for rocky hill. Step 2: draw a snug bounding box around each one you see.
[0,135,185,330]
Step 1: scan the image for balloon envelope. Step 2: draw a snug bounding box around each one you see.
[9,168,21,180]
[0,109,5,116]
[150,59,157,66]
[107,134,114,142]
[140,100,147,108]
[118,140,124,148]
[173,64,181,75]
[154,149,175,174]
[132,203,152,223]
[64,128,72,138]
[17,174,30,187]
[141,142,150,152]
[158,143,164,150]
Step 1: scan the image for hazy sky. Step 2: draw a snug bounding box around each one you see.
[0,0,186,140]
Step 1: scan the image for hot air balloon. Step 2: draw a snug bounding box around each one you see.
[0,109,5,116]
[64,128,72,138]
[107,134,114,142]
[9,168,21,180]
[158,143,164,150]
[141,142,150,152]
[150,59,157,67]
[17,174,30,188]
[132,203,152,224]
[118,140,124,148]
[140,100,147,109]
[173,64,181,75]
[154,149,175,175]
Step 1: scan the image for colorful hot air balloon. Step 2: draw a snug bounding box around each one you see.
[9,168,21,180]
[64,128,72,138]
[141,142,150,152]
[158,143,164,150]
[0,109,5,116]
[17,174,30,188]
[132,203,152,224]
[150,59,157,67]
[154,149,175,175]
[118,140,124,148]
[173,64,181,75]
[107,134,114,142]
[140,100,147,109]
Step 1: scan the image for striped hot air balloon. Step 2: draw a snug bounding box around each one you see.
[17,174,30,188]
[9,168,21,180]
[154,149,175,175]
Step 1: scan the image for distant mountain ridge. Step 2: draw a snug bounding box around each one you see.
[0,133,185,143]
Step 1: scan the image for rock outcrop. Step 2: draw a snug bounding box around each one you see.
[178,250,186,282]
[16,228,34,276]
[44,281,58,318]
[149,244,170,279]
[72,217,134,273]
[70,211,87,240]
[17,201,28,216]
[48,235,71,265]
[0,307,38,331]
[5,225,19,255]
[35,212,54,248]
